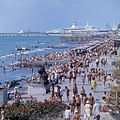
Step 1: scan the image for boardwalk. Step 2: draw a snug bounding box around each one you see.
[21,52,120,120]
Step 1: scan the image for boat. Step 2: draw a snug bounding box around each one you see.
[46,22,108,36]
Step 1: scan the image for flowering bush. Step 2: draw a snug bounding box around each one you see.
[0,97,66,120]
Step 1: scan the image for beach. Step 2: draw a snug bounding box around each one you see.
[3,36,119,120]
[1,35,120,120]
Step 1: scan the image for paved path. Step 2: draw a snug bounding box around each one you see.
[21,54,120,120]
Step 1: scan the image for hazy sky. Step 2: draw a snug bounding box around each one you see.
[0,0,120,32]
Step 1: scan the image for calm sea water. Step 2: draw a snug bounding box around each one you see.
[0,36,77,89]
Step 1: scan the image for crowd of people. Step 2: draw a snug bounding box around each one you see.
[0,39,115,120]
[43,40,113,120]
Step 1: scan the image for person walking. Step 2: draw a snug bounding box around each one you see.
[88,93,94,110]
[83,94,88,106]
[93,99,101,120]
[73,83,78,97]
[96,58,99,67]
[84,100,92,120]
[77,66,81,77]
[65,86,70,103]
[68,70,72,85]
[81,71,86,85]
[102,74,106,89]
[98,69,101,81]
[80,86,85,102]
[72,110,81,120]
[91,77,96,92]
[50,86,54,99]
[75,95,81,115]
[87,73,92,85]
[70,95,76,116]
[73,71,77,83]
[64,106,71,120]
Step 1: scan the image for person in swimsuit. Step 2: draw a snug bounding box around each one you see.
[72,110,81,120]
[102,74,106,89]
[83,94,88,106]
[101,69,104,77]
[70,95,76,116]
[65,86,70,103]
[72,71,77,83]
[73,83,78,97]
[81,71,86,85]
[88,93,94,110]
[77,66,81,77]
[98,69,101,81]
[80,86,85,102]
[68,70,72,85]
[87,73,91,85]
[75,95,81,115]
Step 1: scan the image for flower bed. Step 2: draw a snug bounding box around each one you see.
[0,96,67,120]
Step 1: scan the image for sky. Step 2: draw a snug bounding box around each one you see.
[0,0,120,32]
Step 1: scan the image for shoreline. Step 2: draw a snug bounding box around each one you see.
[4,36,120,120]
[14,40,104,68]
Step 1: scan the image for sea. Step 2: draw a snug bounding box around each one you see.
[0,36,80,91]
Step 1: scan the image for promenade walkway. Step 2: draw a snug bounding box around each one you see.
[21,53,120,120]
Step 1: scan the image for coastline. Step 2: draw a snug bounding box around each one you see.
[7,38,120,119]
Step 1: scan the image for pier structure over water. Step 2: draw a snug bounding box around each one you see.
[0,32,47,37]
